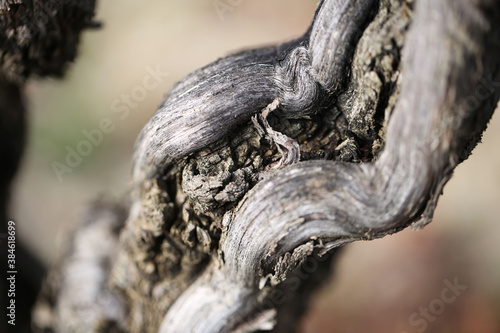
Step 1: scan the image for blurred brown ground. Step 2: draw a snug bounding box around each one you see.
[10,1,500,332]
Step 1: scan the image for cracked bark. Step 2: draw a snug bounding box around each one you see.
[33,0,500,332]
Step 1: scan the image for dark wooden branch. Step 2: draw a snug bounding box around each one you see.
[1,1,97,332]
[0,0,97,82]
[0,0,98,224]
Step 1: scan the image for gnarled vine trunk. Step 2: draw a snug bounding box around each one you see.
[30,0,500,332]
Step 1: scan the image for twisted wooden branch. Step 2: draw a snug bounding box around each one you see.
[152,0,500,331]
[33,0,500,332]
[132,0,377,183]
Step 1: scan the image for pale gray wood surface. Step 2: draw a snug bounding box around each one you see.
[32,0,500,332]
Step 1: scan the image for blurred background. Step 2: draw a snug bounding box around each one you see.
[10,0,500,332]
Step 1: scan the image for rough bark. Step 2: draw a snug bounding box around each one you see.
[33,0,500,332]
[0,0,98,83]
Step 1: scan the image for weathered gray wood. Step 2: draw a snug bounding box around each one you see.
[156,0,500,331]
[32,201,128,333]
[33,0,500,332]
[132,0,377,183]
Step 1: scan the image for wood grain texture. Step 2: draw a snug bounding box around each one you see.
[32,0,500,332]
[156,0,500,331]
[132,0,377,183]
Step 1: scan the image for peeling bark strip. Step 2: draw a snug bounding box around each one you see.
[132,0,378,182]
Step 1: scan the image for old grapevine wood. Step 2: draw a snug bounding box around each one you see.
[32,0,500,332]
